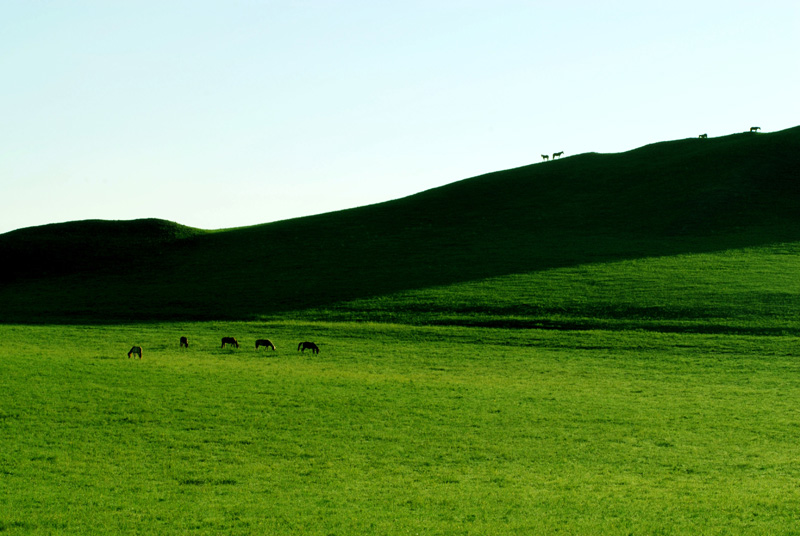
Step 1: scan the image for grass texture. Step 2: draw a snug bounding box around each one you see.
[2,126,800,533]
[2,322,800,534]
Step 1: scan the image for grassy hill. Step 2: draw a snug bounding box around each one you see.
[4,127,800,533]
[2,126,799,326]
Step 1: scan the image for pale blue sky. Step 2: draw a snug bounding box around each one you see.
[2,1,798,233]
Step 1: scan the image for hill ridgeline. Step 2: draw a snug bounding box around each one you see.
[2,126,799,323]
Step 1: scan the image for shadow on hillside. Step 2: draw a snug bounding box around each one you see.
[1,127,799,324]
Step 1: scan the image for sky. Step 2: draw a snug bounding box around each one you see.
[2,1,798,234]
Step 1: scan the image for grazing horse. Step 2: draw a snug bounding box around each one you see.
[179,336,189,348]
[750,126,761,132]
[298,341,320,354]
[699,133,707,138]
[552,151,564,159]
[255,339,276,351]
[221,337,239,349]
[541,154,549,161]
[128,346,142,359]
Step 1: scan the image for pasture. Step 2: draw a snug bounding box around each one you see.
[3,127,800,533]
[2,321,800,534]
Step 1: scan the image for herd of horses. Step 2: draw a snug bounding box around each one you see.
[540,127,762,163]
[699,127,760,139]
[540,151,564,161]
[127,338,320,358]
[125,124,768,362]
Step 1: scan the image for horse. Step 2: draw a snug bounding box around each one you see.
[699,133,707,139]
[552,151,564,159]
[255,339,276,351]
[221,337,239,349]
[541,154,549,161]
[298,341,320,354]
[179,336,189,348]
[128,346,142,359]
[750,126,761,132]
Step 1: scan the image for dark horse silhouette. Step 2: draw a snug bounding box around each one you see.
[179,336,189,348]
[750,126,761,132]
[298,341,320,354]
[221,337,239,349]
[128,346,142,359]
[255,339,276,350]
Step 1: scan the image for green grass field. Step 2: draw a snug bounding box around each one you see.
[2,321,800,534]
[2,126,800,533]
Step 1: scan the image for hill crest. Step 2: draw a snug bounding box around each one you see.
[2,126,799,322]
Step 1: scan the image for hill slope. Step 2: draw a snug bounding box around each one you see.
[2,127,799,323]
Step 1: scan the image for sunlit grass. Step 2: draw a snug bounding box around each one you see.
[303,243,800,334]
[2,127,800,534]
[2,322,800,534]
